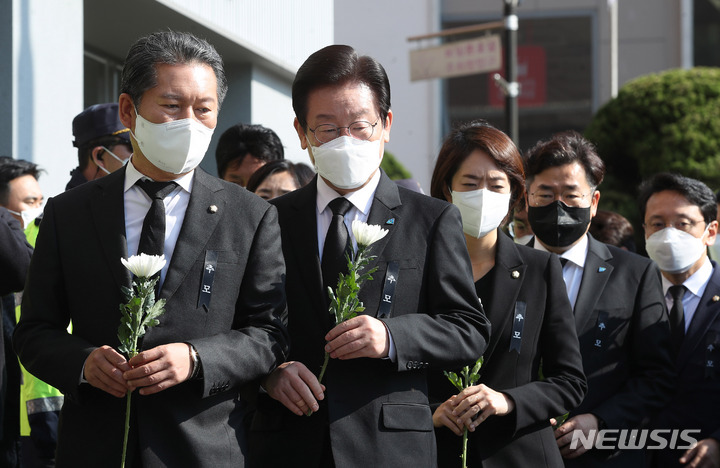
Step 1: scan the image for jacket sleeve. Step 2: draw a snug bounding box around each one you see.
[383,203,490,371]
[190,204,290,398]
[13,197,97,400]
[503,253,588,433]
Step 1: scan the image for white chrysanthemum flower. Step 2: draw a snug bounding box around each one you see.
[352,220,389,248]
[121,253,166,278]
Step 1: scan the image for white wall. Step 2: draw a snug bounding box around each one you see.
[250,67,306,163]
[9,0,84,199]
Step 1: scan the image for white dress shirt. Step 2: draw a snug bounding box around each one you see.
[315,170,380,259]
[534,234,589,311]
[661,256,713,332]
[315,171,396,360]
[124,159,194,288]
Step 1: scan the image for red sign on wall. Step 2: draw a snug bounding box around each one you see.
[489,45,546,108]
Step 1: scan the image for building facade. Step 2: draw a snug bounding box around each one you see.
[0,0,333,198]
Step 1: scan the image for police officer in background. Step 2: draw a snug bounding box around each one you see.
[66,103,132,191]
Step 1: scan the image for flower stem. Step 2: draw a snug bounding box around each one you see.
[461,428,468,468]
[121,390,131,468]
[120,350,137,468]
[318,351,330,385]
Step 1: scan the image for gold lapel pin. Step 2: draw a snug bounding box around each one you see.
[208,205,218,214]
[511,270,520,279]
[713,295,719,302]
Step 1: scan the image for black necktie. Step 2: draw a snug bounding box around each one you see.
[136,180,178,258]
[668,284,686,351]
[322,197,353,295]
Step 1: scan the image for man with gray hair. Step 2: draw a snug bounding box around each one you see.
[14,31,288,467]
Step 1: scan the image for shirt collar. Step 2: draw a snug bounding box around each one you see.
[661,255,713,298]
[316,170,381,216]
[534,233,589,268]
[124,156,194,194]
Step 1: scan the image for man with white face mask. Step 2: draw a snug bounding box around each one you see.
[14,31,289,467]
[66,103,133,191]
[639,173,720,468]
[250,45,490,468]
[0,157,43,232]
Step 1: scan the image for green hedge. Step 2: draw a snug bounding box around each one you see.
[585,67,720,222]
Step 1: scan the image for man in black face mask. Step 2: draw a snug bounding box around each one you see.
[525,131,674,468]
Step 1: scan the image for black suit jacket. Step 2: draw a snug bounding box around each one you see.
[432,231,587,468]
[561,235,675,467]
[650,260,720,468]
[13,167,289,467]
[250,172,490,467]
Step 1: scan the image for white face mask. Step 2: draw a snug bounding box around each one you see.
[97,146,129,175]
[514,234,534,245]
[309,134,383,190]
[451,188,511,238]
[645,226,708,274]
[131,110,214,174]
[8,206,43,230]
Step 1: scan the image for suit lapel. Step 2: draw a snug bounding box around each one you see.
[287,181,328,327]
[90,168,131,290]
[677,261,720,370]
[482,232,526,360]
[160,169,224,300]
[574,235,614,332]
[364,172,401,276]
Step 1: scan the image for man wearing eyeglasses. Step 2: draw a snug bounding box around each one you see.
[524,131,674,467]
[639,173,720,468]
[249,45,490,467]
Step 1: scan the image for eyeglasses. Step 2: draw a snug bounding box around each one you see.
[308,118,380,144]
[529,189,594,208]
[643,219,704,235]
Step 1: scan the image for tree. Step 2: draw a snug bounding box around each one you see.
[585,67,720,222]
[380,150,412,180]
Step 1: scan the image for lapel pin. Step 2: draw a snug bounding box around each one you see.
[511,270,520,279]
[598,267,606,273]
[713,295,720,302]
[208,205,218,214]
[386,218,395,225]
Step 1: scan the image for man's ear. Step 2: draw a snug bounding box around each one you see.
[90,146,106,169]
[293,118,308,150]
[590,190,601,218]
[706,220,718,246]
[118,93,136,130]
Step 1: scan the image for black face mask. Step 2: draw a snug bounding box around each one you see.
[527,200,592,248]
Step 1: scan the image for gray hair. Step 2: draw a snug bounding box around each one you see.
[120,30,228,108]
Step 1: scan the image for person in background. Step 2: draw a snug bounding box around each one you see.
[0,206,33,468]
[215,123,284,186]
[639,173,720,468]
[429,120,586,467]
[508,203,534,245]
[589,210,636,252]
[0,157,43,231]
[250,44,490,468]
[708,189,720,262]
[66,103,132,191]
[0,157,43,467]
[13,30,288,467]
[246,160,314,201]
[524,131,674,467]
